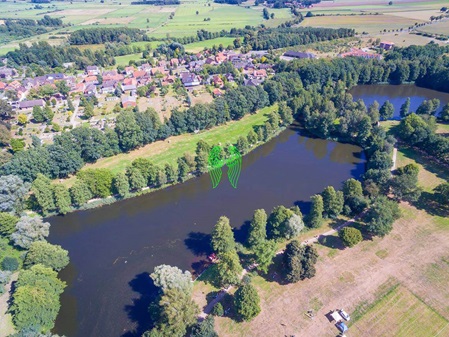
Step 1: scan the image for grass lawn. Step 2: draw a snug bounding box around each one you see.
[114,52,144,66]
[79,104,276,175]
[350,285,449,337]
[184,37,236,53]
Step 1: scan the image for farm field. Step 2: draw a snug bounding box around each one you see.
[417,20,449,36]
[184,37,235,53]
[201,142,449,337]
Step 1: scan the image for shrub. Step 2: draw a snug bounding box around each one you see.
[339,227,363,247]
[212,302,224,317]
[1,256,19,271]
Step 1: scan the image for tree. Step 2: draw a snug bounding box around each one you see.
[306,194,324,228]
[400,97,411,118]
[278,102,293,126]
[247,209,267,248]
[434,183,449,204]
[24,241,69,271]
[69,179,93,206]
[77,168,113,198]
[127,166,146,190]
[52,184,71,215]
[236,136,249,154]
[0,99,13,120]
[11,216,50,249]
[33,106,45,123]
[10,138,25,153]
[0,175,30,214]
[83,103,94,119]
[253,240,276,274]
[440,103,449,122]
[191,315,218,337]
[416,99,440,115]
[247,129,258,145]
[211,216,235,256]
[0,124,10,147]
[112,172,129,198]
[339,227,363,247]
[151,265,193,294]
[234,283,261,321]
[284,241,318,283]
[391,163,421,202]
[365,196,400,237]
[379,100,394,120]
[2,256,19,271]
[18,114,27,125]
[115,110,143,152]
[177,157,189,183]
[216,251,242,287]
[321,186,344,218]
[263,8,270,20]
[195,151,209,174]
[31,174,55,215]
[367,101,380,124]
[11,264,66,332]
[285,213,304,239]
[0,212,19,236]
[156,169,167,187]
[165,163,176,183]
[266,205,294,240]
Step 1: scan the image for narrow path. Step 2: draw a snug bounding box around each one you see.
[392,147,398,172]
[198,212,366,319]
[0,273,18,337]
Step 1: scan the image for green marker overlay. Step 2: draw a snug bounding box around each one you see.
[207,145,242,189]
[226,145,242,189]
[207,145,225,189]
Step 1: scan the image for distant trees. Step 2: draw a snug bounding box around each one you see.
[339,227,363,247]
[284,240,318,283]
[0,212,19,236]
[68,27,148,45]
[416,99,440,115]
[234,283,261,321]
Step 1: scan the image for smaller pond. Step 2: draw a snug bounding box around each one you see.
[350,84,449,119]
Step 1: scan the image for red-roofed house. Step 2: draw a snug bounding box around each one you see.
[133,70,147,79]
[0,82,6,91]
[121,95,137,108]
[170,58,179,67]
[213,88,223,97]
[211,75,224,88]
[123,78,137,86]
[125,66,135,76]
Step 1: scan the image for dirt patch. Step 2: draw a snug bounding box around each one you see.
[81,17,135,25]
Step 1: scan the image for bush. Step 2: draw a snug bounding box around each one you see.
[1,256,19,271]
[211,302,224,317]
[339,227,363,247]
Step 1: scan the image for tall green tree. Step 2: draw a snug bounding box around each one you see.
[127,166,146,190]
[416,99,440,115]
[367,100,380,124]
[234,283,261,321]
[306,194,324,228]
[0,212,19,236]
[165,163,176,183]
[400,97,411,118]
[24,241,69,271]
[247,209,267,248]
[379,100,394,120]
[266,205,294,240]
[69,179,93,206]
[115,110,143,152]
[236,136,249,154]
[284,240,318,283]
[391,163,421,202]
[11,264,66,333]
[253,240,276,274]
[177,157,189,183]
[247,130,258,146]
[113,172,130,198]
[440,103,449,122]
[211,216,235,256]
[191,315,218,337]
[52,184,71,215]
[365,196,400,237]
[216,251,242,287]
[31,174,55,214]
[77,168,113,198]
[321,186,344,218]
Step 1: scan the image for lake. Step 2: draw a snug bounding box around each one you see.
[48,125,365,337]
[350,84,449,118]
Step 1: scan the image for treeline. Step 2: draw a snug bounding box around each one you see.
[131,0,180,4]
[0,16,63,42]
[5,41,116,69]
[265,0,321,8]
[244,27,355,50]
[214,0,247,4]
[68,27,150,45]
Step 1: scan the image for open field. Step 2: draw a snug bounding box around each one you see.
[71,104,275,177]
[184,37,236,53]
[198,142,449,336]
[417,20,449,36]
[300,14,423,34]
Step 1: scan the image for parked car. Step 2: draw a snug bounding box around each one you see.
[339,309,350,321]
[336,321,348,333]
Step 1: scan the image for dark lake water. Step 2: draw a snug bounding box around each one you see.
[350,84,449,118]
[48,125,365,337]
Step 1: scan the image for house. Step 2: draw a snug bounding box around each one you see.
[18,99,45,110]
[380,41,395,50]
[0,67,15,80]
[84,76,98,85]
[84,84,97,96]
[101,80,117,94]
[140,63,152,72]
[211,75,224,88]
[213,88,223,97]
[205,57,216,65]
[283,50,317,59]
[125,66,135,76]
[253,69,267,79]
[121,95,137,108]
[188,60,205,71]
[170,58,179,67]
[162,75,176,86]
[46,73,65,81]
[133,70,147,79]
[339,48,382,60]
[103,70,123,82]
[122,84,137,93]
[158,60,167,69]
[86,66,100,76]
[70,82,86,95]
[243,78,263,86]
[180,72,201,87]
[215,52,227,64]
[123,78,137,86]
[151,67,165,76]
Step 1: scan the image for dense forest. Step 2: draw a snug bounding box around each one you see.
[68,27,150,45]
[244,27,354,50]
[5,41,116,68]
[0,16,63,43]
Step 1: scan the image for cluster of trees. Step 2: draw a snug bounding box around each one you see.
[243,27,354,51]
[397,113,449,165]
[0,174,69,335]
[68,27,149,45]
[0,16,62,42]
[5,41,116,69]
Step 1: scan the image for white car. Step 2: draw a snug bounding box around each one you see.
[339,309,350,321]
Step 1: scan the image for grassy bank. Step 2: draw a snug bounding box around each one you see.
[61,104,276,188]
